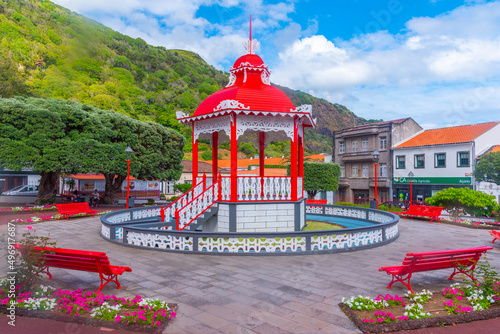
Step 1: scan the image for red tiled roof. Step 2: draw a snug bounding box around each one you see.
[204,155,324,168]
[395,122,499,148]
[237,168,288,176]
[491,145,500,153]
[181,160,217,173]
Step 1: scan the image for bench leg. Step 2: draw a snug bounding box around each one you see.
[385,272,415,294]
[96,272,122,294]
[492,238,498,244]
[449,264,477,281]
[35,265,53,280]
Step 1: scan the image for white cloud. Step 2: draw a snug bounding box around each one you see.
[51,0,500,127]
[270,2,500,125]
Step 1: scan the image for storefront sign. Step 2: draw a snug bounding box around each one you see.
[393,177,472,185]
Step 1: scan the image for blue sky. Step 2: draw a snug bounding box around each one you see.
[53,0,500,129]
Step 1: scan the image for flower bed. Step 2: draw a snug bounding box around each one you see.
[0,205,56,214]
[9,210,111,224]
[440,218,500,230]
[0,285,177,333]
[340,282,500,333]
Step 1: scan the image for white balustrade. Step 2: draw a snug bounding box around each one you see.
[177,184,219,230]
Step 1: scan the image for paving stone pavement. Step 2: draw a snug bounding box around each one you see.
[1,217,499,333]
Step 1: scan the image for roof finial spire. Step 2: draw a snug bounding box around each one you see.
[249,15,252,54]
[243,15,259,54]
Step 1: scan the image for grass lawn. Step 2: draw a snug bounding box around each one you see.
[302,220,344,231]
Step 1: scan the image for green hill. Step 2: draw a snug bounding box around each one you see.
[0,0,375,154]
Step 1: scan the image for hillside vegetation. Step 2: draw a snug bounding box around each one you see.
[0,0,376,154]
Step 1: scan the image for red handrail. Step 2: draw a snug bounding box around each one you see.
[176,179,219,231]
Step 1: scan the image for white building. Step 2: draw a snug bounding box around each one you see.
[391,121,500,203]
[475,145,500,204]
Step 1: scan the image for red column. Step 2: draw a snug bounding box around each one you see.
[298,133,304,199]
[259,132,265,196]
[126,159,130,209]
[192,124,198,184]
[259,132,265,177]
[291,118,298,201]
[410,180,413,206]
[212,132,218,183]
[374,162,378,209]
[231,114,238,202]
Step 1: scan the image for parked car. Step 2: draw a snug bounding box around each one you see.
[2,185,38,196]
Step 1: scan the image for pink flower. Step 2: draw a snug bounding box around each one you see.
[115,315,121,322]
[27,225,33,230]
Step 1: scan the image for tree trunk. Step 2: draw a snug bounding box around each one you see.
[307,190,318,199]
[36,171,60,204]
[101,173,126,205]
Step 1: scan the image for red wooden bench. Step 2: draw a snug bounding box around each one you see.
[490,230,500,244]
[306,199,327,205]
[15,245,132,293]
[55,203,97,221]
[378,246,492,293]
[400,205,444,223]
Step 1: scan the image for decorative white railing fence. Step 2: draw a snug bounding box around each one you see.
[101,204,399,255]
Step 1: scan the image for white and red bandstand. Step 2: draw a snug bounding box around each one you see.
[170,37,315,233]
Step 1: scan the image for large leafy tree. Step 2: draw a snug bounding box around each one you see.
[426,187,498,218]
[288,162,341,199]
[474,151,500,185]
[0,97,185,204]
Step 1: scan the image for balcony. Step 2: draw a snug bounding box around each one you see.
[341,151,380,162]
[369,177,390,188]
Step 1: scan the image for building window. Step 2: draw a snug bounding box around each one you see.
[339,141,345,154]
[352,140,358,153]
[458,151,470,167]
[352,164,359,177]
[380,163,387,177]
[396,155,405,169]
[415,154,425,168]
[435,153,446,168]
[362,164,369,177]
[379,136,387,150]
[340,165,345,177]
[362,138,369,151]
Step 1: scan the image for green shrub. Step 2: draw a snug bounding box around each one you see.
[200,150,212,160]
[334,202,359,207]
[427,187,498,219]
[147,198,155,205]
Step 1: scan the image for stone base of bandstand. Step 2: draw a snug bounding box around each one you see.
[212,198,306,232]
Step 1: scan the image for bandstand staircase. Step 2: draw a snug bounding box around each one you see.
[161,174,220,231]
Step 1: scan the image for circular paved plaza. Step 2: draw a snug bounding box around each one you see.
[1,216,499,333]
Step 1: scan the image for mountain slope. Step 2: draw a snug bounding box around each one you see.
[0,0,374,153]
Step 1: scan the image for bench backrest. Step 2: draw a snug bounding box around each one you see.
[22,246,116,275]
[55,202,92,212]
[306,199,327,205]
[399,246,492,275]
[491,230,500,238]
[405,205,444,216]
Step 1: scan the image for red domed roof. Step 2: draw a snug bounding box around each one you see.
[193,53,295,117]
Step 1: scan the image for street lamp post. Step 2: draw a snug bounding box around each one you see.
[373,150,380,209]
[125,146,134,209]
[408,171,414,206]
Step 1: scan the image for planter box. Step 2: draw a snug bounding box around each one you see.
[0,304,177,334]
